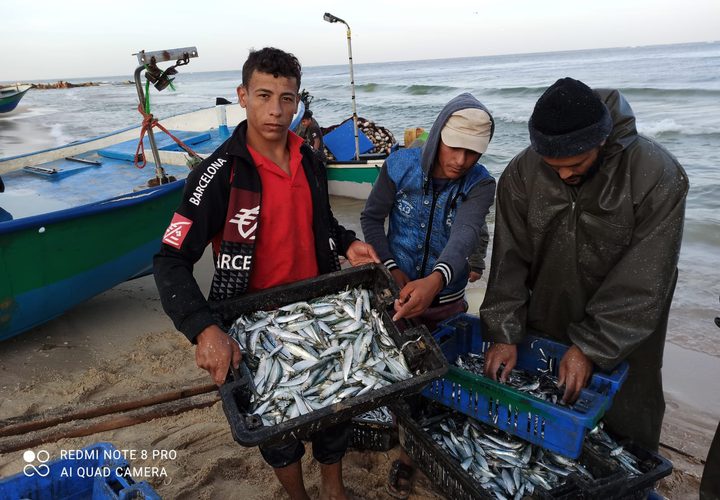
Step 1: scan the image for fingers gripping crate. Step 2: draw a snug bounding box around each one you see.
[422,314,629,459]
[210,264,449,447]
[0,442,160,500]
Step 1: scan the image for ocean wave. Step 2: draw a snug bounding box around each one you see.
[50,123,72,146]
[466,85,720,100]
[638,118,720,137]
[491,112,528,125]
[0,105,57,121]
[618,86,720,97]
[405,84,456,95]
[484,86,547,95]
[315,82,458,95]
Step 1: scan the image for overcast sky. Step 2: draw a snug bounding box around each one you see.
[2,0,718,81]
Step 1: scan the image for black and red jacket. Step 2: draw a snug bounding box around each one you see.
[153,121,357,342]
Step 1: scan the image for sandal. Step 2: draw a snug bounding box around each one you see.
[386,459,414,499]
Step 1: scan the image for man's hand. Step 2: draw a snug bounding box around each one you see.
[345,240,381,266]
[195,325,242,386]
[557,345,593,404]
[483,343,517,382]
[468,270,483,283]
[391,268,410,289]
[392,272,444,321]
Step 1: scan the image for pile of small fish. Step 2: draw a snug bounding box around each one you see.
[456,352,567,406]
[586,422,644,476]
[353,406,394,424]
[322,117,396,161]
[418,410,646,499]
[421,411,588,499]
[228,287,413,426]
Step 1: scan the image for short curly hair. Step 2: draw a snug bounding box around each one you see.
[242,47,302,90]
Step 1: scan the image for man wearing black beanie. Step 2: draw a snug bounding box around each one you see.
[480,77,688,451]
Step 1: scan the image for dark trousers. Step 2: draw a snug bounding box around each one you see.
[258,421,350,469]
[701,421,720,500]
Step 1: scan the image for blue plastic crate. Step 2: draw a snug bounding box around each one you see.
[0,443,160,500]
[422,314,629,458]
[322,119,374,161]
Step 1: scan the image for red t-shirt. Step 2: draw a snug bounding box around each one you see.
[246,133,318,291]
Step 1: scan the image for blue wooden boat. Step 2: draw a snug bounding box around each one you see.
[0,85,31,113]
[0,104,235,341]
[0,98,312,342]
[0,45,311,342]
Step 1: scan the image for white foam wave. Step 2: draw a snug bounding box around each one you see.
[49,123,72,146]
[0,106,58,122]
[638,119,719,137]
[638,118,682,136]
[493,112,527,125]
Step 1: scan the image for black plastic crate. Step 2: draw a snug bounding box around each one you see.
[567,441,673,500]
[395,400,671,500]
[349,419,398,452]
[210,264,449,447]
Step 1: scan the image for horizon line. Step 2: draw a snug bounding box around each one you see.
[3,39,718,84]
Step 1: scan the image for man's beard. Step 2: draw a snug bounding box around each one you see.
[564,150,604,186]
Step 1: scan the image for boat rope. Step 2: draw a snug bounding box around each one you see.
[134,98,202,170]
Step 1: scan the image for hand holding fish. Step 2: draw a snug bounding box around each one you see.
[483,343,517,382]
[557,345,593,404]
[195,324,242,386]
[392,272,444,321]
[345,240,381,266]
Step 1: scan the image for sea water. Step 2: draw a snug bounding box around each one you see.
[1,42,719,371]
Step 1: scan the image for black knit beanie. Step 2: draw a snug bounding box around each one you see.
[528,77,612,158]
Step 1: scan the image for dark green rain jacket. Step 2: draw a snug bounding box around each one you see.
[480,89,689,450]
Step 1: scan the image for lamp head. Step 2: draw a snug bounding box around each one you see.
[323,12,347,25]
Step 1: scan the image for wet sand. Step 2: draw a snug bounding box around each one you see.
[0,197,715,498]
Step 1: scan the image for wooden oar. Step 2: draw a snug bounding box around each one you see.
[0,392,220,454]
[0,383,216,438]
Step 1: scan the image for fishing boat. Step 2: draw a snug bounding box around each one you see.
[0,85,31,113]
[325,159,385,199]
[321,117,397,200]
[0,47,306,342]
[316,12,400,200]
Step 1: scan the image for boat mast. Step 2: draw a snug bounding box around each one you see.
[132,47,198,184]
[324,13,360,161]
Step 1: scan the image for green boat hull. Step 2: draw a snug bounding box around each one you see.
[0,184,183,340]
[326,162,383,199]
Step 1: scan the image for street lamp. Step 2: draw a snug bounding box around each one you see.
[323,12,360,161]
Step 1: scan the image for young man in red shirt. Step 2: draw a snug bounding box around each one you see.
[154,47,379,500]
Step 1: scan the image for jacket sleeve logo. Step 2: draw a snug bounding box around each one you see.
[229,206,260,241]
[162,213,193,249]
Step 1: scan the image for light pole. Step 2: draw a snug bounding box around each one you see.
[323,12,360,161]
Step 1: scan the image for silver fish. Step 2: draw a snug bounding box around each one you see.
[227,286,415,426]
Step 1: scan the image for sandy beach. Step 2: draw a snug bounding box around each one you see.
[0,198,714,499]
